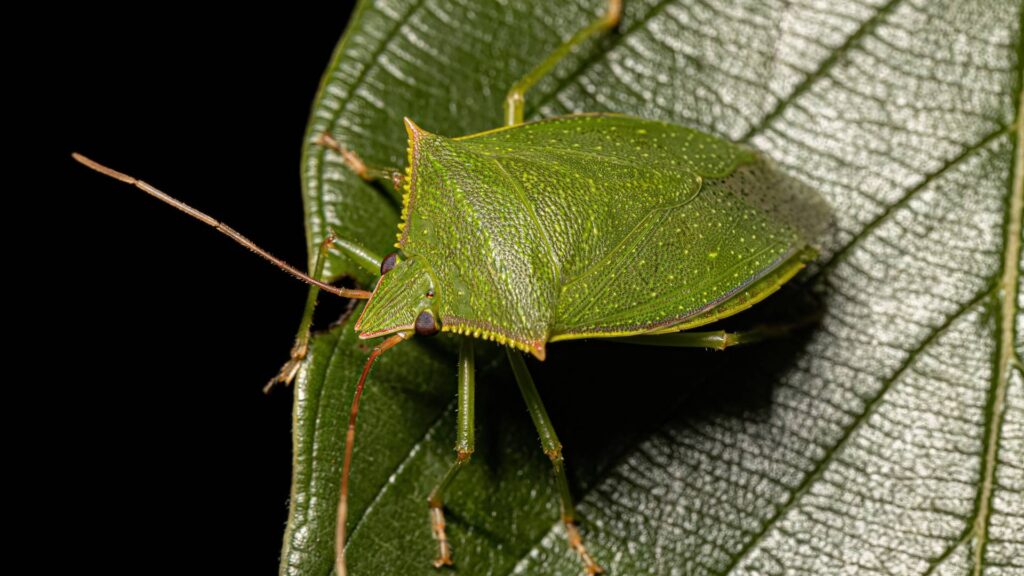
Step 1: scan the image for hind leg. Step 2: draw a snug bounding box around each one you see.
[609,317,820,350]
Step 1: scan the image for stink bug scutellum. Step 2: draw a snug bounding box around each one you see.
[74,1,829,573]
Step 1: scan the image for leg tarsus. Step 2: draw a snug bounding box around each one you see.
[264,339,310,393]
[429,506,454,568]
[566,522,603,575]
[550,450,604,575]
[606,0,623,28]
[427,452,471,568]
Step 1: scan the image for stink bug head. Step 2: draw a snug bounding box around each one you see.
[354,255,438,339]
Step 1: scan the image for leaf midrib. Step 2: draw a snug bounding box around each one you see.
[971,81,1024,576]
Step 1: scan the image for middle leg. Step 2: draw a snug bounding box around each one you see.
[506,350,603,575]
[503,0,622,126]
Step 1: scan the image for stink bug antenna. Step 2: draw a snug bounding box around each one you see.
[72,153,372,300]
[335,331,411,576]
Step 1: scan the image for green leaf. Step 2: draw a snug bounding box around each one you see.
[283,1,1023,575]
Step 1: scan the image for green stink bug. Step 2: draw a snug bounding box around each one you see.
[73,0,829,573]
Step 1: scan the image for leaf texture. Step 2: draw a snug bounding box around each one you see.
[284,1,1023,575]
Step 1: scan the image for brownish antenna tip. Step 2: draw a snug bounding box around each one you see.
[72,152,372,300]
[73,152,135,184]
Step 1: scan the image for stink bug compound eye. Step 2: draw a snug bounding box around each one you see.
[73,1,832,574]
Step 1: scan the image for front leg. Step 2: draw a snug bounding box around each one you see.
[317,133,405,195]
[426,338,476,567]
[265,230,383,391]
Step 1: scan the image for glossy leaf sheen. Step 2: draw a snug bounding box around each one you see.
[284,1,1023,575]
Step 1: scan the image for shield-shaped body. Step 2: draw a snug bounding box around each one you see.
[356,113,828,359]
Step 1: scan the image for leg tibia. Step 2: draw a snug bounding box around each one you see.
[503,0,621,126]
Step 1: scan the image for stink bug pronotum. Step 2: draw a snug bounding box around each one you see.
[73,0,829,573]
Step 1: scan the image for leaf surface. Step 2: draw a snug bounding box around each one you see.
[283,1,1023,574]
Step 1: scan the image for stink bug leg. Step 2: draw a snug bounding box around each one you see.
[611,317,822,351]
[266,230,384,391]
[317,132,406,196]
[265,229,339,390]
[426,338,476,567]
[508,350,604,575]
[504,0,621,126]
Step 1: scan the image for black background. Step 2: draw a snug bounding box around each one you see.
[50,3,359,572]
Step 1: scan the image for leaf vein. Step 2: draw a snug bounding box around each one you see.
[739,0,905,143]
[715,287,994,576]
[816,126,1009,277]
